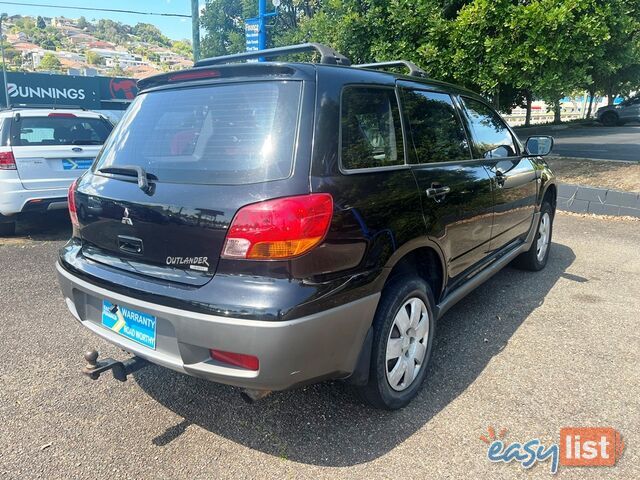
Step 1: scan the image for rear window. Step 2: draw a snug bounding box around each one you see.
[94,81,302,185]
[12,116,112,146]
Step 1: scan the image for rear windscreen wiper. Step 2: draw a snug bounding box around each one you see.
[97,165,156,194]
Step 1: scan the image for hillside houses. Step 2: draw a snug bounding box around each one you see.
[2,15,193,79]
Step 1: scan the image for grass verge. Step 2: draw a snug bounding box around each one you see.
[545,157,640,193]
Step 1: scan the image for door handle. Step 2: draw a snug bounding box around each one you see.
[426,185,451,200]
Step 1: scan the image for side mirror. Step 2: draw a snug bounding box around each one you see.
[525,135,553,156]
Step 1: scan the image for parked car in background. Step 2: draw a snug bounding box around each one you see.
[0,108,113,235]
[99,110,127,126]
[596,94,640,126]
[57,44,556,410]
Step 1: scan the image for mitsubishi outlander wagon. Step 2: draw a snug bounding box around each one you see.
[57,43,557,410]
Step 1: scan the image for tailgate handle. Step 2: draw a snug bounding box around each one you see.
[118,236,144,255]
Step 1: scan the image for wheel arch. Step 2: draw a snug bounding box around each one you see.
[541,181,557,214]
[379,240,446,305]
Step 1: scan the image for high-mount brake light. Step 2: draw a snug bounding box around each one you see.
[48,113,77,118]
[68,179,79,228]
[168,70,221,82]
[0,151,16,170]
[222,194,333,260]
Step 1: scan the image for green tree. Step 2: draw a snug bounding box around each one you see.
[133,22,171,46]
[36,16,45,29]
[200,0,252,57]
[38,52,62,71]
[77,16,89,30]
[95,19,130,44]
[200,0,640,124]
[85,50,102,65]
[1,41,20,69]
[586,0,640,106]
[76,17,91,30]
[109,63,125,76]
[171,39,192,58]
[502,0,610,123]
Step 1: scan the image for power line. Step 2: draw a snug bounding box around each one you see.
[0,1,191,18]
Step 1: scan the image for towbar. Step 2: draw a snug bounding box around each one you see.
[82,349,149,382]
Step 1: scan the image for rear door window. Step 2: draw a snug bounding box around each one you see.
[460,97,518,159]
[400,89,470,164]
[94,81,302,185]
[340,87,405,170]
[12,116,112,146]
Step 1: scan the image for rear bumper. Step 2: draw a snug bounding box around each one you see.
[0,177,68,216]
[57,262,379,391]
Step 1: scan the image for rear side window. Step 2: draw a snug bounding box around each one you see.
[341,87,404,170]
[461,97,517,158]
[400,89,470,164]
[95,81,302,185]
[12,116,112,146]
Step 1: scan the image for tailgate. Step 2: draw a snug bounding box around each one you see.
[11,114,111,190]
[13,144,101,190]
[76,180,238,284]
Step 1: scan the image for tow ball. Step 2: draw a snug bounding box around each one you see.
[82,349,149,382]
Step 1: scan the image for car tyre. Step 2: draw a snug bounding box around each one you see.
[601,112,618,127]
[0,221,16,236]
[513,201,554,271]
[357,274,436,410]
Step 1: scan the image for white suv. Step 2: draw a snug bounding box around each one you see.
[0,108,113,235]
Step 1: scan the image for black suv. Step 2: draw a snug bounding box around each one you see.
[57,43,556,410]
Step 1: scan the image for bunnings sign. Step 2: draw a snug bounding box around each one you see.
[0,72,138,109]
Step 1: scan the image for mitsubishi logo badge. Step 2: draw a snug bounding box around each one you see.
[121,208,133,226]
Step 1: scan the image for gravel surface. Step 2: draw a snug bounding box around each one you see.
[1,212,638,479]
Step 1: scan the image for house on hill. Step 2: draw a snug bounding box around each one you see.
[88,41,115,50]
[69,33,95,47]
[51,17,77,28]
[125,64,162,79]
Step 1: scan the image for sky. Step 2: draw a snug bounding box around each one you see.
[0,0,206,40]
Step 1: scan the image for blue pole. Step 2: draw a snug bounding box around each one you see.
[258,0,267,52]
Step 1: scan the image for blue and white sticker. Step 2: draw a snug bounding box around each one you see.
[62,158,94,170]
[101,300,157,350]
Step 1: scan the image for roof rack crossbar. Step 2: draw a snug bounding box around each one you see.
[354,61,426,77]
[195,43,351,67]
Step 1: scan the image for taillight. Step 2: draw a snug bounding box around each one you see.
[0,151,16,170]
[222,194,333,260]
[210,349,259,371]
[68,179,79,228]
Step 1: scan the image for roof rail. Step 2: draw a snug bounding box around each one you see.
[354,61,426,77]
[195,43,351,67]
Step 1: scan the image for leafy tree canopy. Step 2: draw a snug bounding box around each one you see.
[200,0,640,121]
[133,23,171,47]
[38,52,61,71]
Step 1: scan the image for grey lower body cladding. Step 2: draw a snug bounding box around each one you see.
[57,262,380,391]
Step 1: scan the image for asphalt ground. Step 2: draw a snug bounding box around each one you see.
[515,123,640,161]
[0,212,639,479]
